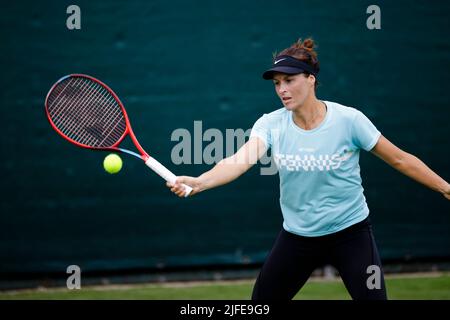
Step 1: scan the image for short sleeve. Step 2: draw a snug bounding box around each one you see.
[351,111,381,151]
[250,114,272,148]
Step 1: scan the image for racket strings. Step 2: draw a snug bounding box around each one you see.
[47,77,127,148]
[53,79,122,145]
[53,79,101,141]
[50,78,105,139]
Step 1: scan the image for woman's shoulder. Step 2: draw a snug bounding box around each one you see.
[325,100,363,120]
[255,107,288,123]
[266,106,288,117]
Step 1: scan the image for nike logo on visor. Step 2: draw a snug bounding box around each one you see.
[274,58,287,64]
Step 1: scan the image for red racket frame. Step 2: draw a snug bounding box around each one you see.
[45,74,150,161]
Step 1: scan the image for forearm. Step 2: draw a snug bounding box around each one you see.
[168,137,266,197]
[198,157,250,191]
[196,137,266,192]
[395,153,449,194]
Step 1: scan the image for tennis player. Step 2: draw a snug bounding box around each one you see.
[167,38,450,300]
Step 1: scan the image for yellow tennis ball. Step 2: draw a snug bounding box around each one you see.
[103,153,122,174]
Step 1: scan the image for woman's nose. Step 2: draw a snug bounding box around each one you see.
[278,85,287,95]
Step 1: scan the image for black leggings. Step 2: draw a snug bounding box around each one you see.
[252,217,387,300]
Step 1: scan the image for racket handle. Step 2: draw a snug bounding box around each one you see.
[145,157,193,197]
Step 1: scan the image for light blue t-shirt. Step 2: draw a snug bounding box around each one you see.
[250,101,381,237]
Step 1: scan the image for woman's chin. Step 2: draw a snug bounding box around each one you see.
[283,103,296,110]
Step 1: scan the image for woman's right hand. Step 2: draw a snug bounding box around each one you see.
[166,176,202,198]
[444,183,450,200]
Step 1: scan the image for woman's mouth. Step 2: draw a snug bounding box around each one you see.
[282,97,292,102]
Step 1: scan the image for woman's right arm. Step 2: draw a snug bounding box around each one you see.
[167,136,268,197]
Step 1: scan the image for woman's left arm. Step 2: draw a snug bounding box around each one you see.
[371,135,450,200]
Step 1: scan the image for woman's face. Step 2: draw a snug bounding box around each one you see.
[272,73,315,110]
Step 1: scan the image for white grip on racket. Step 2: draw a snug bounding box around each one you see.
[145,157,193,197]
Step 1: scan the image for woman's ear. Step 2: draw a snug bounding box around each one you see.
[308,74,316,87]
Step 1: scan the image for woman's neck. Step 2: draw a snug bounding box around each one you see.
[292,96,327,130]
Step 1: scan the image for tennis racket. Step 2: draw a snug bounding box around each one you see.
[45,74,192,197]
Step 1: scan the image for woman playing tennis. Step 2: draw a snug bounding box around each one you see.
[167,38,450,300]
